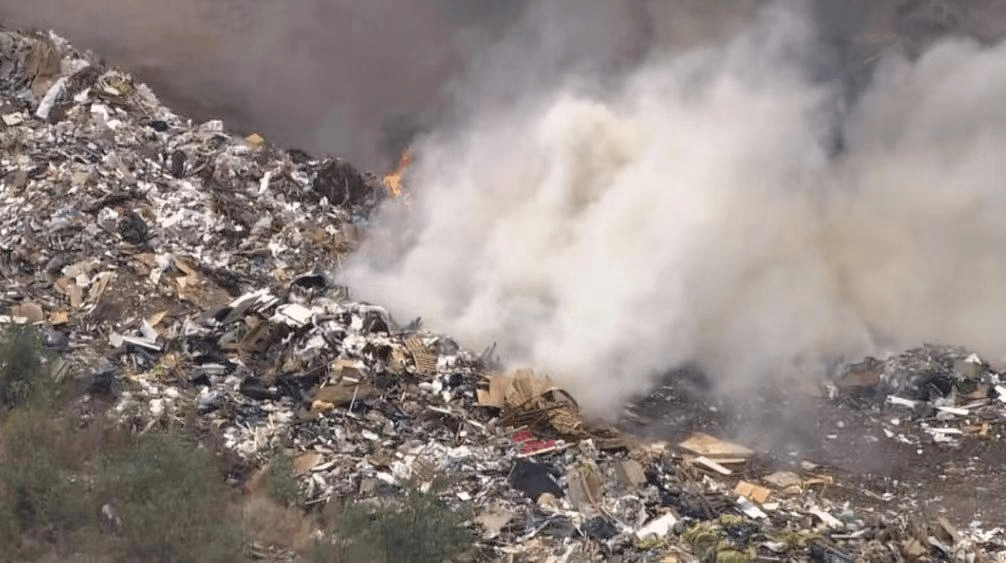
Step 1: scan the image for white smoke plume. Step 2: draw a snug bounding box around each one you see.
[341,1,1006,419]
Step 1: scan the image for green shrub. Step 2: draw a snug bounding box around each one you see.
[0,409,96,558]
[0,412,248,561]
[0,323,252,561]
[266,449,305,507]
[324,480,477,563]
[0,323,50,411]
[97,432,246,562]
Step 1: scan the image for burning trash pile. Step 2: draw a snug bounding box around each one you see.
[1,27,1005,562]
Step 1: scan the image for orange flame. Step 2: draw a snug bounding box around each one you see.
[383,150,412,199]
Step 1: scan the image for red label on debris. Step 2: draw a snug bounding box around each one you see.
[513,430,556,455]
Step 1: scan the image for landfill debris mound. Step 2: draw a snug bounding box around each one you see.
[1,26,1005,562]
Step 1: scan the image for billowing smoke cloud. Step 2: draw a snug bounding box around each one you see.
[341,0,1006,418]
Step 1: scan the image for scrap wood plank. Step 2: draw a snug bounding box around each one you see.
[734,481,772,504]
[677,432,754,459]
[690,456,733,475]
[413,353,438,374]
[403,336,428,356]
[404,336,438,374]
[477,372,512,408]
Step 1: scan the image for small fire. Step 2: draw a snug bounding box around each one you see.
[383,150,412,199]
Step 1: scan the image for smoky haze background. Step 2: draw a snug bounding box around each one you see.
[342,0,1006,419]
[0,0,833,170]
[0,0,531,170]
[0,0,771,170]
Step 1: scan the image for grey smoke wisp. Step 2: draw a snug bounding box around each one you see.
[342,1,1006,418]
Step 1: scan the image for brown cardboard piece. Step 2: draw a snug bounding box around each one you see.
[293,452,323,477]
[677,432,754,460]
[734,481,772,504]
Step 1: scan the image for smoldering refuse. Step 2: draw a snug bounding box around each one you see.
[341,2,1006,419]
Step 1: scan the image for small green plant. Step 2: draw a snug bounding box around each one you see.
[777,529,823,551]
[326,479,477,563]
[0,323,252,561]
[0,323,50,411]
[266,448,305,507]
[0,413,247,561]
[306,537,344,563]
[0,408,96,558]
[97,432,245,562]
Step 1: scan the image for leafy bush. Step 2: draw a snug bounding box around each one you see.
[0,323,50,411]
[0,408,96,558]
[0,321,327,561]
[97,432,246,562]
[0,411,246,561]
[322,480,477,563]
[265,448,305,507]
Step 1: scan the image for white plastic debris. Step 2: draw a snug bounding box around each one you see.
[149,398,165,417]
[887,396,919,408]
[737,497,767,519]
[1,112,23,126]
[809,508,844,529]
[927,427,964,435]
[634,513,678,540]
[35,76,69,119]
[274,303,313,327]
[140,319,160,341]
